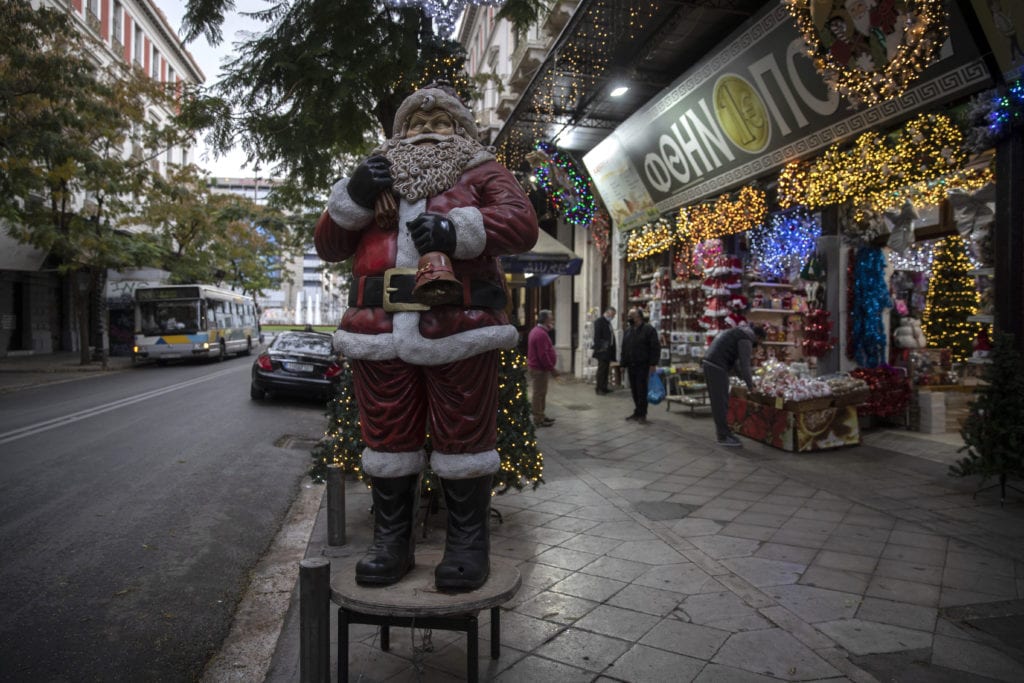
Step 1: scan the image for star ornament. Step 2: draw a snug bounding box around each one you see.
[884,200,918,253]
[947,183,996,236]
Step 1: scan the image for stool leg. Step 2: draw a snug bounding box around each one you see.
[381,624,390,651]
[467,614,478,683]
[490,607,500,659]
[338,608,349,683]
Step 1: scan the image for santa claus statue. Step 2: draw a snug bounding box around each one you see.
[314,83,539,591]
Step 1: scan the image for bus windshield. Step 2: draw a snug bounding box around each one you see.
[139,301,202,335]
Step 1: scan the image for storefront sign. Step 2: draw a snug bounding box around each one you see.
[585,1,991,230]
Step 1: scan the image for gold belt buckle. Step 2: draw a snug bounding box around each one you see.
[382,268,429,312]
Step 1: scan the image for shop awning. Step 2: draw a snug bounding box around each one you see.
[500,230,583,281]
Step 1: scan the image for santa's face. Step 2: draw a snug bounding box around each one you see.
[405,110,455,140]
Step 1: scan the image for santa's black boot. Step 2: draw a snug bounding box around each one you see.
[435,475,493,592]
[355,474,420,586]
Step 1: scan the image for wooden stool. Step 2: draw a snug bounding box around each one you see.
[331,551,521,682]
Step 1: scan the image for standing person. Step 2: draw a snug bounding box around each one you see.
[592,306,617,395]
[702,324,765,447]
[527,310,558,427]
[620,307,660,425]
[314,83,539,591]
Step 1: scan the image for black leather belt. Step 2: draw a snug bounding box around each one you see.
[349,268,507,311]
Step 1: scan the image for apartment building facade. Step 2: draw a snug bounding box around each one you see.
[0,0,205,356]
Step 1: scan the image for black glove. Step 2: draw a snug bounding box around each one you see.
[346,155,392,209]
[407,213,457,255]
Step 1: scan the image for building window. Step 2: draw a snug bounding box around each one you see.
[134,26,143,65]
[151,47,160,79]
[112,2,123,52]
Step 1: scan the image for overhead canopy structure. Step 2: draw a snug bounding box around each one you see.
[500,230,582,287]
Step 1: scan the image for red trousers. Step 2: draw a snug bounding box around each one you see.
[350,351,499,454]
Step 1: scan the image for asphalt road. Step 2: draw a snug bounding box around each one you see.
[0,355,327,681]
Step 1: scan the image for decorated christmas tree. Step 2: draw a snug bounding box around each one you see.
[922,235,980,363]
[949,333,1024,501]
[310,348,544,494]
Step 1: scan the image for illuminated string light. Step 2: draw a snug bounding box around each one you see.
[387,0,502,37]
[785,0,949,107]
[748,208,822,280]
[782,113,993,228]
[532,141,597,226]
[921,234,981,363]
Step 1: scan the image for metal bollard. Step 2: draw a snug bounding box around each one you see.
[327,463,347,546]
[299,557,330,683]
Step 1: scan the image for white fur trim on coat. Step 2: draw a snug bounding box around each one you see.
[431,449,501,479]
[336,314,518,366]
[327,178,374,230]
[361,448,426,478]
[448,206,485,260]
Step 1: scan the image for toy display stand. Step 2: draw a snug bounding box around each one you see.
[330,552,521,683]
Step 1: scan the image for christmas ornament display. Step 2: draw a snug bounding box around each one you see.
[802,309,835,358]
[784,0,949,107]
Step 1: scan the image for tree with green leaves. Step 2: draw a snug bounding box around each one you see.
[1,0,192,364]
[949,333,1024,503]
[138,164,295,296]
[179,0,544,191]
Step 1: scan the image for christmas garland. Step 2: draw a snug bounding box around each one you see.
[532,142,597,226]
[784,0,949,107]
[850,246,892,368]
[964,79,1024,154]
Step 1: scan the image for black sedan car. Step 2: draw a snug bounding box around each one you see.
[250,330,344,401]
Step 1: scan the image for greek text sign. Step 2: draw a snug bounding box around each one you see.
[585,1,990,230]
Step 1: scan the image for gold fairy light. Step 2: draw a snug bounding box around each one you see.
[785,0,949,107]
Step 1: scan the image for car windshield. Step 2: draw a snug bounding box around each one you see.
[272,333,333,356]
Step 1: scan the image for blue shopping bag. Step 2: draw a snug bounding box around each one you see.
[647,372,666,405]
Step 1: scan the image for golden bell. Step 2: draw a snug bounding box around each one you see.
[412,252,463,306]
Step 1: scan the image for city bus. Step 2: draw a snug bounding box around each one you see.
[133,285,259,363]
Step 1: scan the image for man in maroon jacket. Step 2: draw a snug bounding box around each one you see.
[314,84,538,591]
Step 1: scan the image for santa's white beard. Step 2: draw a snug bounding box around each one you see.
[378,134,482,201]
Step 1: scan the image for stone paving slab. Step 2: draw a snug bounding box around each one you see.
[268,377,1024,681]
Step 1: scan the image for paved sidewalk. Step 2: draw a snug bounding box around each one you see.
[268,376,1024,682]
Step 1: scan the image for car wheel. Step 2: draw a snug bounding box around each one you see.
[250,382,266,400]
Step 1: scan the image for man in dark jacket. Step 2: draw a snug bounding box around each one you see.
[620,308,661,424]
[592,306,616,395]
[702,324,765,446]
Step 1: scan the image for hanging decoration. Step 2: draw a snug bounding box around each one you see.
[888,241,935,273]
[626,217,674,261]
[387,0,502,38]
[802,309,836,358]
[747,208,822,281]
[784,0,949,107]
[590,210,611,258]
[883,200,918,253]
[779,113,992,228]
[964,79,1024,154]
[947,183,996,236]
[849,247,892,368]
[531,141,597,226]
[777,161,811,209]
